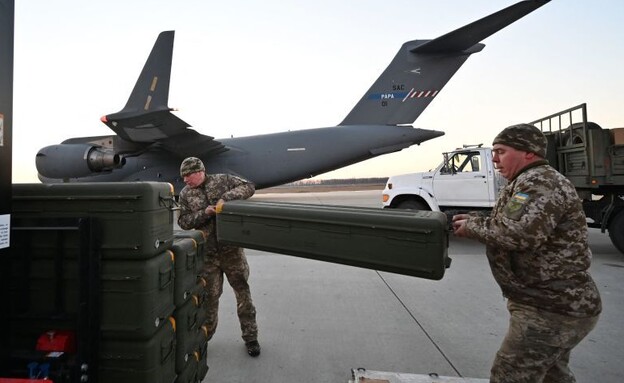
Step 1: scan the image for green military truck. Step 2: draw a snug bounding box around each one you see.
[533,103,624,253]
[383,103,624,253]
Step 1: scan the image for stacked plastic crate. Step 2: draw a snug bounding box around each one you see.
[171,230,209,383]
[9,182,186,382]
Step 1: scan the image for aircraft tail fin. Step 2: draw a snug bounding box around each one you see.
[340,0,550,126]
[102,31,192,144]
[101,31,227,157]
[122,30,175,114]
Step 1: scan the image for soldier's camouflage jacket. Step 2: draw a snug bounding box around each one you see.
[465,160,602,318]
[178,173,255,252]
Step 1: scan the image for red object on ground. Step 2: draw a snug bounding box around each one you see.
[35,330,76,353]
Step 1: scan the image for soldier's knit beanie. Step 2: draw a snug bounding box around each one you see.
[180,157,206,176]
[493,123,547,158]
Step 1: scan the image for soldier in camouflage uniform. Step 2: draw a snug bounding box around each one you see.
[177,157,261,357]
[452,124,601,382]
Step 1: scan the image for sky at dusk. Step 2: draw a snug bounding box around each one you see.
[11,0,624,183]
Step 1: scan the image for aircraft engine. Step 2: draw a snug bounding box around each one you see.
[36,144,126,179]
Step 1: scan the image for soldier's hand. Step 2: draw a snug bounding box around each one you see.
[205,199,225,216]
[452,214,470,237]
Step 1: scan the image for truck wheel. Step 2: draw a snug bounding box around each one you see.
[397,200,429,211]
[608,209,624,254]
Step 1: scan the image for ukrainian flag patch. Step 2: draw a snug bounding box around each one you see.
[512,192,529,203]
[504,192,530,220]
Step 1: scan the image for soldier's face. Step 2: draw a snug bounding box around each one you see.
[183,171,206,188]
[492,144,534,180]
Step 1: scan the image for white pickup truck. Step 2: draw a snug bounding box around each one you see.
[382,144,506,215]
[382,104,624,254]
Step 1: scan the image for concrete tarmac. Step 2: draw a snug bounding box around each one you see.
[201,190,624,382]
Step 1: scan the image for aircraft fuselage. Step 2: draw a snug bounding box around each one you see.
[38,125,443,193]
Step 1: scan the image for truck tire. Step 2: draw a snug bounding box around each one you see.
[608,209,624,254]
[397,200,429,211]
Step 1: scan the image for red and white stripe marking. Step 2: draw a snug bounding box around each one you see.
[402,88,439,102]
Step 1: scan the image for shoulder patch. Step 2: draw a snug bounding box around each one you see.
[503,192,530,221]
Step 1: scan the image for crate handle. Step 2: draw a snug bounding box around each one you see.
[161,337,175,363]
[187,311,199,330]
[160,195,179,212]
[186,251,197,270]
[159,266,174,289]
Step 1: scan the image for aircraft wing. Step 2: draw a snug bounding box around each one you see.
[101,108,227,158]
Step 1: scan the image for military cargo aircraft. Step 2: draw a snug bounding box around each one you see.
[35,0,550,193]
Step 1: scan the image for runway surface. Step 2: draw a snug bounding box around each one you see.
[200,190,624,382]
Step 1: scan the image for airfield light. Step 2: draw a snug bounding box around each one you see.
[591,179,597,185]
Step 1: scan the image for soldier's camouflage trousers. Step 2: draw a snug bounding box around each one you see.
[201,245,258,343]
[491,300,599,383]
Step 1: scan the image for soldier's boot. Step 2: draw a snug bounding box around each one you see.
[245,340,261,357]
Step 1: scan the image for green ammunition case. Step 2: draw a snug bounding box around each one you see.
[173,286,207,373]
[9,251,175,340]
[174,355,198,383]
[170,236,202,306]
[174,229,208,260]
[99,252,175,340]
[197,341,209,381]
[99,318,176,383]
[12,182,175,259]
[217,201,450,280]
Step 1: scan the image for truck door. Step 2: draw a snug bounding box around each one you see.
[433,150,492,207]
